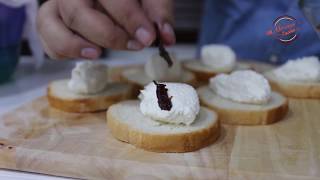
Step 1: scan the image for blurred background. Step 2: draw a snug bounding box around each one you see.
[0,0,205,88]
[0,0,206,112]
[1,0,320,86]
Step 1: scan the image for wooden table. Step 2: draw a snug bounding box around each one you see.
[0,63,319,180]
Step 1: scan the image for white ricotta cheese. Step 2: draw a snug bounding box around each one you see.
[209,70,271,104]
[272,56,320,83]
[139,82,200,125]
[144,54,182,81]
[68,61,108,94]
[201,44,236,72]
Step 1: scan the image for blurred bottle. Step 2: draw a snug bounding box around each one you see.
[0,4,25,83]
[299,0,320,38]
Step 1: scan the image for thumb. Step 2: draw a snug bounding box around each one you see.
[142,0,176,45]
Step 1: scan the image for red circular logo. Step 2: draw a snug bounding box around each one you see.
[272,15,298,43]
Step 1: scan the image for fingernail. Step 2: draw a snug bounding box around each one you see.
[81,48,99,59]
[163,23,175,36]
[135,27,153,46]
[163,23,176,44]
[127,40,143,50]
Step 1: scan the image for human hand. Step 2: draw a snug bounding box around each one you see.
[37,0,175,59]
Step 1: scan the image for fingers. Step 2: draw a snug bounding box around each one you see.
[99,0,156,47]
[38,0,175,58]
[142,0,176,45]
[37,0,101,59]
[58,0,142,50]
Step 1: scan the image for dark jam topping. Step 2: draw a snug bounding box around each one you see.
[154,23,173,67]
[153,81,172,111]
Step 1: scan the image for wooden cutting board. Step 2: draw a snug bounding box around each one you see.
[0,63,320,180]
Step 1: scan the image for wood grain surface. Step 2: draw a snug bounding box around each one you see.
[0,63,319,180]
[0,97,319,179]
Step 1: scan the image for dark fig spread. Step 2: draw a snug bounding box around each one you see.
[153,81,172,111]
[154,23,173,67]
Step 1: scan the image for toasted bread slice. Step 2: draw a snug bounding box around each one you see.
[264,72,320,99]
[107,100,220,153]
[47,79,132,113]
[121,68,197,97]
[197,86,288,125]
[183,60,252,81]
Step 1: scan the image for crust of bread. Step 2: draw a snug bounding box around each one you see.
[183,60,253,82]
[119,78,145,98]
[47,82,131,113]
[183,62,219,81]
[198,86,289,125]
[107,102,220,153]
[268,78,320,99]
[120,69,197,98]
[183,68,217,82]
[203,100,289,125]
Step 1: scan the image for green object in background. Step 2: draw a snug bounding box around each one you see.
[0,4,26,84]
[0,45,20,83]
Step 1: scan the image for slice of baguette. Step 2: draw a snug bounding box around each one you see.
[197,86,288,125]
[183,60,252,81]
[121,68,197,97]
[264,72,320,99]
[107,100,220,153]
[47,79,132,113]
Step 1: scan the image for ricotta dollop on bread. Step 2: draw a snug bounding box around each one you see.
[139,82,200,125]
[68,61,108,94]
[107,100,220,152]
[47,61,131,113]
[144,54,182,81]
[272,56,320,83]
[201,44,236,72]
[209,70,271,104]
